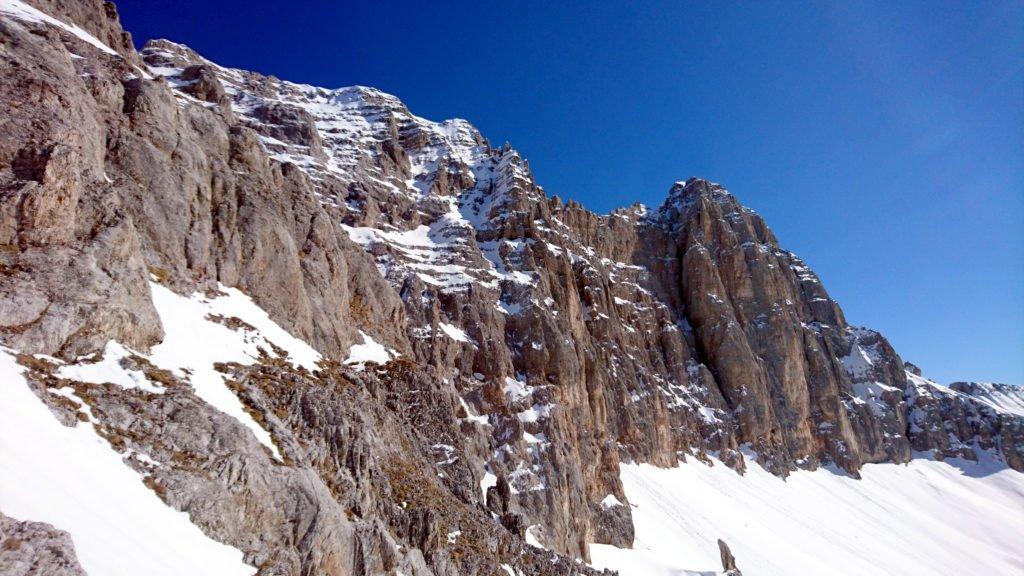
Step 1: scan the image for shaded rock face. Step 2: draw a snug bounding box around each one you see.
[0,2,1020,575]
[0,513,87,576]
[717,539,740,575]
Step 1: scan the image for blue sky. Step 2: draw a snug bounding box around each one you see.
[119,1,1023,384]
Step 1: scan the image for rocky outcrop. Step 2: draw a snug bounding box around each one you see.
[0,513,87,576]
[0,0,405,361]
[15,344,535,576]
[0,1,1020,575]
[717,539,740,576]
[906,373,1024,470]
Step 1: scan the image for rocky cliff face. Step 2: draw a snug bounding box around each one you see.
[0,2,1020,575]
[0,513,87,576]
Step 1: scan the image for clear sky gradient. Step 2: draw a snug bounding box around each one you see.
[118,1,1023,384]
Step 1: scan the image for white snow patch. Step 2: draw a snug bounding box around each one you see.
[147,282,322,460]
[344,330,393,369]
[516,402,554,423]
[43,282,324,462]
[498,300,523,315]
[524,524,546,549]
[48,386,97,423]
[57,341,163,394]
[600,494,623,509]
[438,322,469,343]
[0,349,254,576]
[502,376,533,403]
[522,431,547,445]
[841,339,878,379]
[131,451,161,468]
[459,397,490,426]
[186,284,321,371]
[480,471,498,500]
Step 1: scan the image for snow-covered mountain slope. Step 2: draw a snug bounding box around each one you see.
[0,350,255,576]
[591,454,1024,576]
[0,278,337,575]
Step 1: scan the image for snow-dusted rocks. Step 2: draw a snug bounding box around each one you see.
[950,380,1024,417]
[905,371,1024,470]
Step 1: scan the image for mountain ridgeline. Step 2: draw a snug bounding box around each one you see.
[0,1,1020,575]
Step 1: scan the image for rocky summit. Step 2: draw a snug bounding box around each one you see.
[0,2,1021,576]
